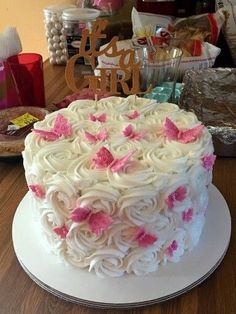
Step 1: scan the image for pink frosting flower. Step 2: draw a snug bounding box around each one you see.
[89,113,106,123]
[53,224,69,239]
[202,154,216,171]
[29,184,45,198]
[88,212,113,236]
[123,124,144,141]
[70,207,92,222]
[182,208,193,222]
[133,226,157,248]
[164,117,204,143]
[166,186,187,209]
[84,128,108,143]
[125,110,140,120]
[166,240,178,257]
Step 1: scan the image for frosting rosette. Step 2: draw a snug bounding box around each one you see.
[76,183,120,216]
[107,222,137,252]
[31,142,78,175]
[45,173,78,218]
[117,186,160,225]
[152,213,178,241]
[143,144,190,174]
[66,222,108,258]
[107,161,158,188]
[86,249,125,277]
[125,247,162,275]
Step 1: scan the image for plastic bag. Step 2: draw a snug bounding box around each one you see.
[131,7,227,45]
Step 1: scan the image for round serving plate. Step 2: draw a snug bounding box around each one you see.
[12,185,231,309]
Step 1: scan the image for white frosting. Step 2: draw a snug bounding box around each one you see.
[23,95,214,277]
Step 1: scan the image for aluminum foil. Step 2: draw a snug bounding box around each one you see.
[179,68,236,156]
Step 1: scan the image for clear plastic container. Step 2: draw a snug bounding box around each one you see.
[62,8,100,64]
[43,4,76,65]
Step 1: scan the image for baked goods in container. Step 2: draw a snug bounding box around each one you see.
[0,106,48,157]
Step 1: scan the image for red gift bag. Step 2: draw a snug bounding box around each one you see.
[0,61,21,109]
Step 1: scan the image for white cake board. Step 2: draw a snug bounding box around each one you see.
[12,185,231,309]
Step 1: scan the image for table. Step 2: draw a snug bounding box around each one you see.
[0,60,235,314]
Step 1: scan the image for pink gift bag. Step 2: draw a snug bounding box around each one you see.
[0,61,21,109]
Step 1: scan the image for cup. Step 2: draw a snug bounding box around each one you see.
[135,45,182,103]
[6,53,45,107]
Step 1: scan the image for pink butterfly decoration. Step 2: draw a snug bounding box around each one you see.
[89,113,106,123]
[182,208,193,222]
[33,114,72,141]
[166,240,178,257]
[88,212,113,236]
[53,224,69,239]
[33,129,59,141]
[133,226,157,248]
[110,150,136,172]
[52,113,72,137]
[202,154,216,171]
[166,186,187,209]
[29,184,45,198]
[84,128,108,143]
[164,117,204,143]
[70,207,92,222]
[123,124,144,141]
[93,146,136,172]
[125,110,140,120]
[93,147,114,169]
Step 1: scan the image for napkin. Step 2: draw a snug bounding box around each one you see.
[0,26,22,61]
[0,27,22,109]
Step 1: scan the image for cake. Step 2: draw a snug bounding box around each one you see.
[22,95,216,277]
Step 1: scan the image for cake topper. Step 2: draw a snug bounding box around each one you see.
[65,19,145,96]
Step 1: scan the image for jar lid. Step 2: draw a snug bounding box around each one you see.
[62,8,100,21]
[43,4,76,15]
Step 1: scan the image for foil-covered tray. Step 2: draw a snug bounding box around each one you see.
[179,68,236,157]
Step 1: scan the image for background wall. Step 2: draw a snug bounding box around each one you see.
[0,0,74,60]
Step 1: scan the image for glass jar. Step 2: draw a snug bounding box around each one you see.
[43,4,76,65]
[62,8,100,64]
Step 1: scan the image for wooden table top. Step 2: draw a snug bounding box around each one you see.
[0,60,235,314]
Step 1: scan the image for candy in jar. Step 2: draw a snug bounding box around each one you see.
[43,4,75,65]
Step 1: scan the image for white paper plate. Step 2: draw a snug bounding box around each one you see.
[12,185,231,308]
